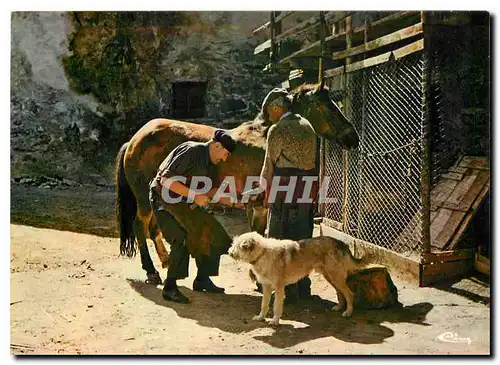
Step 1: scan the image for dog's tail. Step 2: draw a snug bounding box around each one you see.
[349,251,375,272]
[332,238,374,273]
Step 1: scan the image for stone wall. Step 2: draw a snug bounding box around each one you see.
[11,11,282,182]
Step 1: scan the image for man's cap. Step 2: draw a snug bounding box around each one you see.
[261,88,289,111]
[213,129,236,153]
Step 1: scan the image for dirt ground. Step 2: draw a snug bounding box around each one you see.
[10,184,491,355]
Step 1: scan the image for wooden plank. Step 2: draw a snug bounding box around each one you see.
[324,65,345,78]
[450,154,465,168]
[421,248,475,264]
[420,258,474,286]
[446,181,490,250]
[252,11,295,36]
[254,39,271,55]
[458,156,490,170]
[430,210,438,223]
[455,170,489,212]
[279,37,340,64]
[321,223,420,284]
[441,174,477,209]
[323,217,343,231]
[448,166,468,174]
[275,11,294,23]
[255,11,352,56]
[430,178,459,211]
[474,253,490,276]
[430,208,453,245]
[346,39,424,74]
[279,11,418,64]
[253,23,270,36]
[433,210,466,249]
[441,172,464,181]
[364,11,419,34]
[331,22,423,61]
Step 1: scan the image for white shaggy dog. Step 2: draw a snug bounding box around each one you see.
[229,231,370,325]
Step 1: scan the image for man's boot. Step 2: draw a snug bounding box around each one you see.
[162,278,190,303]
[193,276,225,293]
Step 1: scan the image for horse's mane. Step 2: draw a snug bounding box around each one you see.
[230,113,268,149]
[290,82,329,97]
[293,83,318,94]
[229,82,328,149]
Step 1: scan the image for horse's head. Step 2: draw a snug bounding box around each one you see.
[291,79,359,150]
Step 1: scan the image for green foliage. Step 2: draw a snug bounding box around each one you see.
[62,12,188,111]
[63,31,138,107]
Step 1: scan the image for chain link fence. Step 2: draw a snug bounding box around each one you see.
[323,52,425,256]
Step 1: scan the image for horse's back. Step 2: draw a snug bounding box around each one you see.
[122,117,267,204]
[123,118,215,182]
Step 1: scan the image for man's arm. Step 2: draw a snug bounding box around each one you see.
[161,177,210,207]
[206,187,245,209]
[160,178,194,198]
[159,149,210,206]
[260,124,281,187]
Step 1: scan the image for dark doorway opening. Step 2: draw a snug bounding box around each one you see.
[172,81,207,119]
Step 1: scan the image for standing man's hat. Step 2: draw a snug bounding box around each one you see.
[261,88,289,111]
[213,129,236,153]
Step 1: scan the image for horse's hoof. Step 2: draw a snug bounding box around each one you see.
[341,309,353,317]
[145,272,162,285]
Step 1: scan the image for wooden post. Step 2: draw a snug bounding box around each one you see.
[420,11,432,255]
[318,11,326,82]
[270,12,276,63]
[319,138,326,218]
[318,11,326,218]
[341,16,352,233]
[356,20,370,242]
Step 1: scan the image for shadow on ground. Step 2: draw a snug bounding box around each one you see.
[128,279,433,348]
[432,274,490,306]
[10,184,249,238]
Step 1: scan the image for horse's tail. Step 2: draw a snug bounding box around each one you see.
[115,142,137,257]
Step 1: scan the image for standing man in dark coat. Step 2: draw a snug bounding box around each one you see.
[259,88,319,302]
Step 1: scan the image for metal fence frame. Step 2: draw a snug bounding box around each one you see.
[314,13,435,262]
[321,49,429,259]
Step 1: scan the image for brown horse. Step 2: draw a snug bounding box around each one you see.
[115,79,359,284]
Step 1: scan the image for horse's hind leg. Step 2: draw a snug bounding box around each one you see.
[149,215,170,268]
[134,208,162,285]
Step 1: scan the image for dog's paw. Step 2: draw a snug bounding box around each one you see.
[332,304,343,312]
[341,309,353,317]
[269,317,280,326]
[252,315,265,321]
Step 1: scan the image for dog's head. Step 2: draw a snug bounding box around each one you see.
[228,231,263,263]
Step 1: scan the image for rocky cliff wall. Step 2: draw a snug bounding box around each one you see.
[11,11,281,183]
